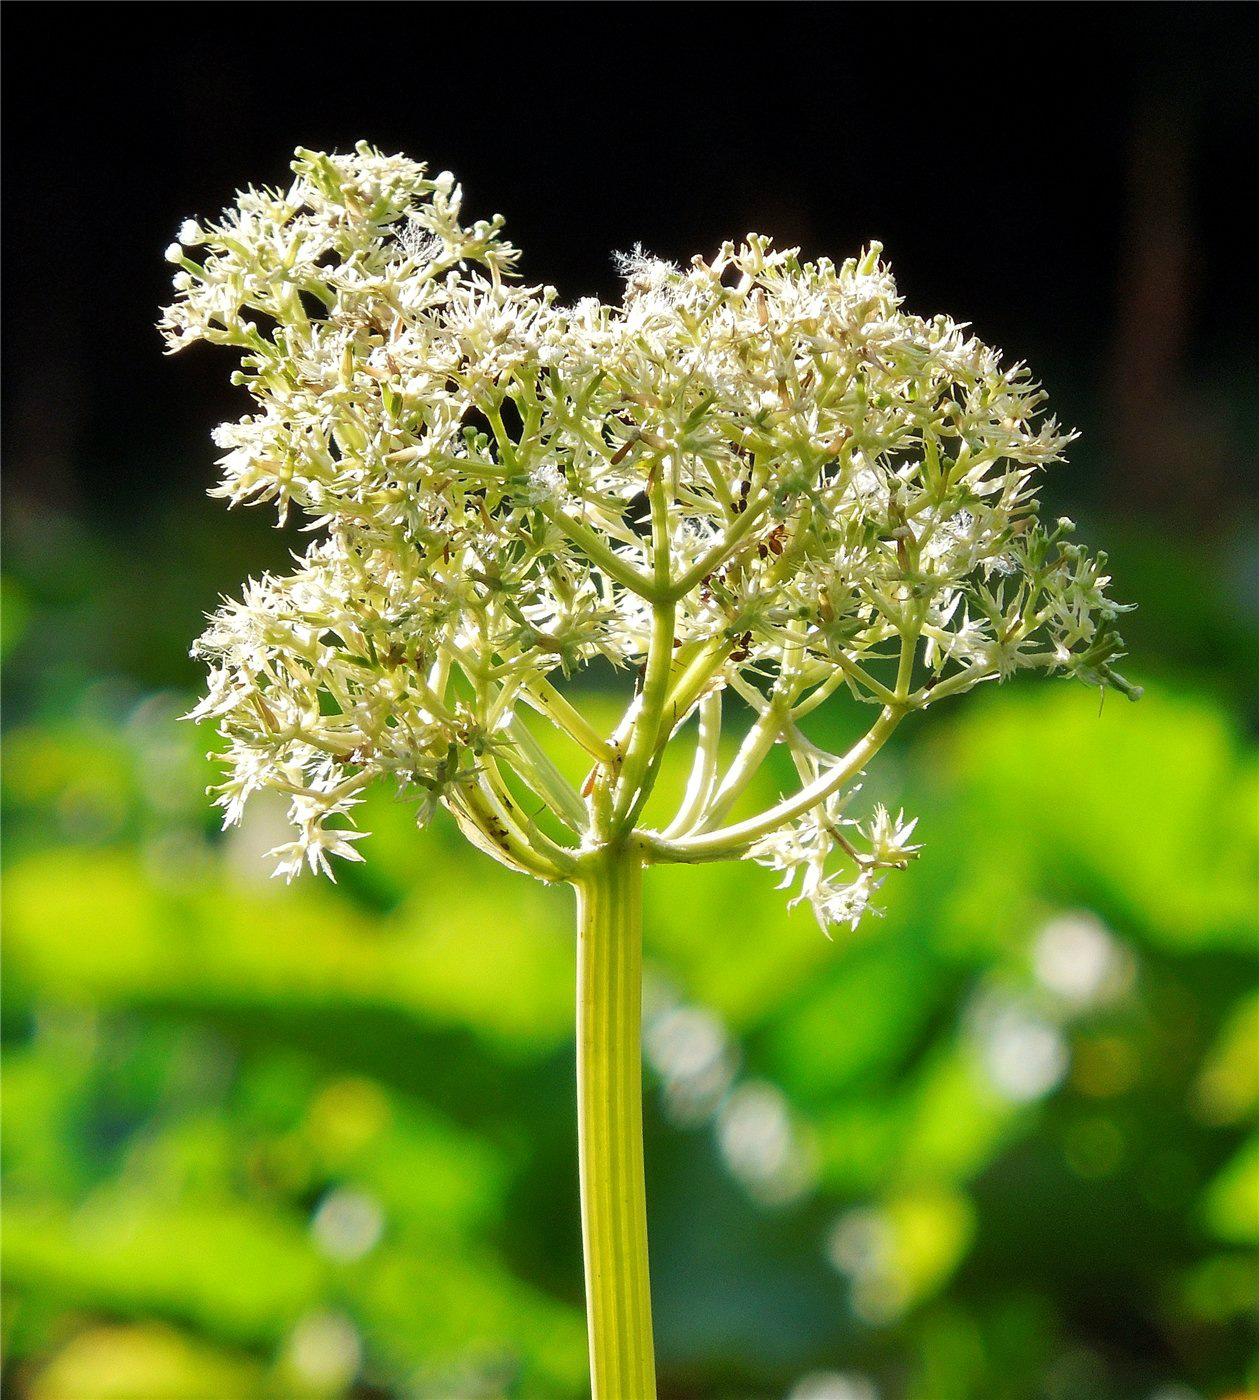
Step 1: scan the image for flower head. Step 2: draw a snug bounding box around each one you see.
[165,143,1136,911]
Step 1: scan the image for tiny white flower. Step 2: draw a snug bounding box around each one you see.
[267,824,367,883]
[813,871,884,935]
[864,806,921,868]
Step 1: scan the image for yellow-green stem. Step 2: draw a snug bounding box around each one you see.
[575,844,657,1400]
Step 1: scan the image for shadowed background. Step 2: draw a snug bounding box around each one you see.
[2,9,1257,1400]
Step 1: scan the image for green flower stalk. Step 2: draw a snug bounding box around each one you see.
[164,143,1137,1398]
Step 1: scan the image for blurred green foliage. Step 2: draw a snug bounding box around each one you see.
[2,500,1257,1400]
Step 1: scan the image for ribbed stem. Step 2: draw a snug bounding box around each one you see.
[575,845,657,1400]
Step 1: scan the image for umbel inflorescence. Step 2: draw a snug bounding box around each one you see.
[163,142,1136,931]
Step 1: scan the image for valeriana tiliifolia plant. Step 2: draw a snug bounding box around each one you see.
[163,143,1138,1399]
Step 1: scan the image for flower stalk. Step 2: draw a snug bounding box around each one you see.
[163,142,1138,1397]
[575,844,656,1399]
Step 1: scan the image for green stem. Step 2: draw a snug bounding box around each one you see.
[669,482,773,597]
[575,845,657,1400]
[520,677,617,765]
[647,704,906,864]
[541,500,658,599]
[613,470,676,831]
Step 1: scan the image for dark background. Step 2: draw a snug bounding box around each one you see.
[3,9,1257,1400]
[5,8,1257,531]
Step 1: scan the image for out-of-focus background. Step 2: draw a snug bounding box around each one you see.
[2,10,1256,1400]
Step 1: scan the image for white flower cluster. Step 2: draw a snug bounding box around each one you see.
[164,143,1136,924]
